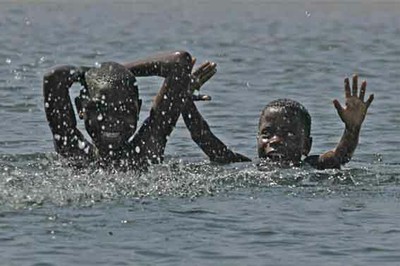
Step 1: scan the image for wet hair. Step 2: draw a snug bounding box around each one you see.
[80,62,138,101]
[260,98,311,136]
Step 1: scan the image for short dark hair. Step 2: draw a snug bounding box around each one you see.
[260,98,311,136]
[82,62,138,100]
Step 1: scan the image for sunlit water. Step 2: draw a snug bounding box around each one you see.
[1,1,399,265]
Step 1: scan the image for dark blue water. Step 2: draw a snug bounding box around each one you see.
[1,1,400,265]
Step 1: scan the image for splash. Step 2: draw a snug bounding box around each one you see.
[0,153,382,209]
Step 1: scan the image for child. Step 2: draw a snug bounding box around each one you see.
[183,67,374,169]
[43,51,215,170]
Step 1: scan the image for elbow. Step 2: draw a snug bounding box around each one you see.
[44,65,75,81]
[173,50,193,70]
[43,68,58,85]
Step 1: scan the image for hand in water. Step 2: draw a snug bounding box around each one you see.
[333,74,374,129]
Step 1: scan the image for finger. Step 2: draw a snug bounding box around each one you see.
[199,71,216,84]
[333,99,343,116]
[191,57,197,68]
[366,94,374,108]
[352,74,358,96]
[201,62,216,73]
[200,64,217,81]
[192,94,212,101]
[359,80,366,101]
[196,72,216,91]
[197,62,215,77]
[191,61,208,76]
[344,77,351,98]
[197,63,217,84]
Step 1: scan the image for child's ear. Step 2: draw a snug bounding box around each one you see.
[75,97,84,119]
[303,136,312,156]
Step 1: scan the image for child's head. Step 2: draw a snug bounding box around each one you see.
[75,62,142,152]
[257,99,312,165]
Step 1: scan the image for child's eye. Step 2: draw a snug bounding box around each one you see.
[260,132,271,139]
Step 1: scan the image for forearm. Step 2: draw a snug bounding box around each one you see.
[317,126,360,169]
[124,51,192,78]
[333,125,360,162]
[43,65,81,132]
[182,100,250,163]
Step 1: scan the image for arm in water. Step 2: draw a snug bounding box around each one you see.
[181,61,251,163]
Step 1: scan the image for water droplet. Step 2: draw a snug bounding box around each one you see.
[45,102,49,108]
[24,17,31,25]
[5,58,11,64]
[305,11,311,17]
[78,140,86,150]
[135,146,140,153]
[97,114,104,121]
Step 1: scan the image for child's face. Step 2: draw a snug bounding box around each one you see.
[81,91,140,152]
[257,106,311,165]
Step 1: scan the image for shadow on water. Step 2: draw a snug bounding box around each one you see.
[1,153,397,209]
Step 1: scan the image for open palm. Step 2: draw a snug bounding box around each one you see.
[333,75,374,128]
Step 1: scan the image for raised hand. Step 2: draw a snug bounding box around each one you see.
[333,75,374,129]
[190,59,217,96]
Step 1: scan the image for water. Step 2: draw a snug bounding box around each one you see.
[1,1,400,265]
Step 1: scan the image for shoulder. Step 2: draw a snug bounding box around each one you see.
[303,155,341,170]
[303,155,321,169]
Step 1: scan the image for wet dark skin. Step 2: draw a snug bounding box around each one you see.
[43,51,215,169]
[257,107,311,167]
[182,61,251,164]
[184,69,374,169]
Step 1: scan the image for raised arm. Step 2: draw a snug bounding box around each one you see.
[128,51,195,163]
[43,65,92,158]
[307,75,374,169]
[123,51,193,78]
[182,62,251,163]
